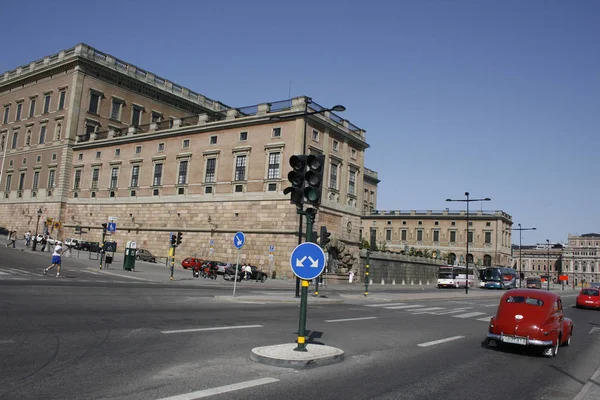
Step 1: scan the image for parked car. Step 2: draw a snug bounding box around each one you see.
[575,288,600,309]
[222,264,244,281]
[76,240,101,252]
[589,282,600,290]
[525,276,542,289]
[135,249,156,263]
[181,257,204,270]
[486,289,573,357]
[215,262,236,275]
[0,227,9,236]
[248,266,268,282]
[64,238,79,248]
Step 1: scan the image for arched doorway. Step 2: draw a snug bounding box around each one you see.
[467,254,474,265]
[448,253,456,265]
[483,254,492,267]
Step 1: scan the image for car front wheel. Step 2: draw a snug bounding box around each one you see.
[135,255,140,260]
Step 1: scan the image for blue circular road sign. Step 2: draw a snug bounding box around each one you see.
[233,232,245,249]
[290,242,326,280]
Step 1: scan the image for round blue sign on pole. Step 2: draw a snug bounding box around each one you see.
[233,232,245,249]
[290,242,326,280]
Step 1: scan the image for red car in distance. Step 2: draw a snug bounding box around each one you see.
[486,289,573,357]
[576,288,600,309]
[181,257,204,270]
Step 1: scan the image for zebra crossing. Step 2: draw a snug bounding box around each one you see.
[364,302,494,322]
[0,266,147,284]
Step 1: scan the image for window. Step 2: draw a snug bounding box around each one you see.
[51,153,57,161]
[486,222,491,227]
[332,140,339,151]
[468,221,473,226]
[3,106,10,124]
[55,123,61,140]
[351,148,357,159]
[235,184,243,193]
[135,146,142,154]
[151,111,162,123]
[312,129,319,142]
[348,170,356,195]
[272,127,281,137]
[153,163,163,186]
[182,139,190,148]
[43,95,51,114]
[239,131,248,141]
[4,174,11,191]
[58,90,66,110]
[329,163,338,189]
[131,105,143,127]
[39,125,46,144]
[205,186,213,194]
[450,231,457,243]
[205,158,216,183]
[268,183,277,191]
[114,149,121,157]
[267,152,280,179]
[158,143,165,152]
[234,155,247,181]
[402,221,407,225]
[178,160,188,185]
[29,99,36,118]
[91,168,99,189]
[18,173,25,191]
[25,130,31,146]
[401,230,407,241]
[36,155,41,163]
[110,167,119,188]
[32,171,39,190]
[210,135,217,145]
[78,153,83,161]
[434,221,439,226]
[73,170,81,190]
[11,131,18,149]
[96,151,101,159]
[467,231,474,243]
[89,92,100,114]
[385,229,392,241]
[22,158,26,165]
[417,230,423,241]
[433,230,440,242]
[15,103,22,121]
[485,232,492,244]
[110,99,122,121]
[48,170,56,188]
[451,221,456,226]
[418,221,423,225]
[130,165,140,187]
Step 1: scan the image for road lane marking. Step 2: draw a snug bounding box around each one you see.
[89,269,150,281]
[477,316,493,322]
[431,308,473,315]
[161,325,263,334]
[385,305,424,310]
[0,270,9,275]
[418,336,465,347]
[156,377,279,400]
[325,317,378,323]
[453,312,487,319]
[410,307,445,313]
[365,303,406,307]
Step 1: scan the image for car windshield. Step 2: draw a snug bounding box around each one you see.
[582,289,599,296]
[505,296,544,306]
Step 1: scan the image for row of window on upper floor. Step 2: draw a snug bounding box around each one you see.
[375,228,494,244]
[2,90,67,125]
[376,220,494,227]
[0,121,63,150]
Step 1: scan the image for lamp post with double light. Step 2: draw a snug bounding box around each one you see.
[511,223,536,287]
[31,208,43,251]
[272,98,345,298]
[446,192,491,294]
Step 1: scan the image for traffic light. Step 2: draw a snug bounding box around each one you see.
[101,223,107,234]
[319,226,331,248]
[170,233,176,247]
[176,231,183,246]
[303,154,325,207]
[283,155,307,207]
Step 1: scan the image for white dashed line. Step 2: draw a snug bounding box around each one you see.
[161,325,263,334]
[453,312,487,319]
[410,307,445,313]
[156,377,279,399]
[365,303,406,307]
[325,317,378,323]
[418,335,465,347]
[477,316,493,322]
[385,305,425,310]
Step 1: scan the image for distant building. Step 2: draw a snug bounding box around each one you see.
[511,244,563,281]
[360,209,513,267]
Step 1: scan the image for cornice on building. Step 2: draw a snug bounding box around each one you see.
[363,209,512,224]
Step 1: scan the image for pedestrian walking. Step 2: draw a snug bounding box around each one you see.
[25,230,31,247]
[244,264,251,280]
[348,270,355,284]
[44,241,63,277]
[6,231,16,248]
[40,235,48,252]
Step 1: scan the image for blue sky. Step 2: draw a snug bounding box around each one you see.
[2,0,598,245]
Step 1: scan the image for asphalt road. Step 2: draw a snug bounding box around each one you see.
[1,246,599,400]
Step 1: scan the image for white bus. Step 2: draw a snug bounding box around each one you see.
[437,265,475,289]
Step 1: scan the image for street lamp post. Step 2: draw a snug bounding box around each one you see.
[446,192,491,294]
[272,98,345,298]
[511,223,536,287]
[546,239,551,291]
[31,208,43,251]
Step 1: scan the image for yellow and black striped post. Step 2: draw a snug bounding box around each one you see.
[364,250,370,296]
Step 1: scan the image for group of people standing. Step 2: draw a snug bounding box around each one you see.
[5,229,64,277]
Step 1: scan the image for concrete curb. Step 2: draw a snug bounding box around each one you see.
[573,364,600,400]
[250,343,344,369]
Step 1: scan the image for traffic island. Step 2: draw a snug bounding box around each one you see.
[250,343,344,369]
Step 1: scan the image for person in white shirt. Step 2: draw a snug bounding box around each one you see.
[44,241,63,277]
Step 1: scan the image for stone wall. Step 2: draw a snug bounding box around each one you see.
[357,249,445,284]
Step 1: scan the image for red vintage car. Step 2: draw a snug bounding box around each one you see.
[181,257,204,270]
[486,289,573,357]
[575,288,600,309]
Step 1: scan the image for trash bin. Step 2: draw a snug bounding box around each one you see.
[123,240,137,271]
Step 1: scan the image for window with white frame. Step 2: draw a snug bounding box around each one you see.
[485,231,492,244]
[210,135,217,145]
[91,168,99,189]
[130,165,140,187]
[48,170,56,188]
[29,99,36,118]
[234,155,247,181]
[385,229,392,241]
[239,131,248,141]
[58,90,67,111]
[4,174,11,191]
[43,94,51,114]
[2,106,9,124]
[158,143,165,152]
[18,173,25,191]
[153,163,163,186]
[88,91,100,114]
[11,131,18,149]
[131,105,143,127]
[39,125,47,144]
[329,163,338,190]
[205,158,216,183]
[178,160,189,185]
[332,140,339,151]
[15,103,22,121]
[73,170,81,190]
[115,149,121,157]
[110,167,119,189]
[433,230,440,242]
[32,171,39,190]
[267,152,280,179]
[312,129,319,142]
[182,139,190,149]
[151,111,162,123]
[272,127,281,138]
[135,146,142,154]
[110,98,123,121]
[348,169,356,195]
[417,230,423,241]
[351,148,357,159]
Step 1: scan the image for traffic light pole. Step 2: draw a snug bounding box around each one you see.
[296,207,316,352]
[99,224,107,269]
[170,246,175,280]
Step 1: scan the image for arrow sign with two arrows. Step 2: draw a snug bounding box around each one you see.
[290,242,326,280]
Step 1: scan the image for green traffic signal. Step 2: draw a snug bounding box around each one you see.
[303,154,325,206]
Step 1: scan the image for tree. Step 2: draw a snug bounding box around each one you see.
[409,247,416,256]
[423,249,431,259]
